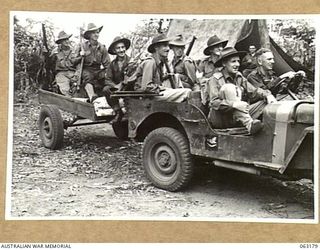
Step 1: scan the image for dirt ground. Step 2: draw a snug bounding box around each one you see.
[9,95,315,221]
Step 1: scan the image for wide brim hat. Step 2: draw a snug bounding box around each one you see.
[203,35,228,56]
[148,34,172,53]
[169,34,188,47]
[214,47,247,67]
[83,23,103,40]
[55,31,72,44]
[108,36,131,55]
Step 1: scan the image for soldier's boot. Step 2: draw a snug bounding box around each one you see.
[110,105,124,124]
[85,83,98,102]
[220,84,263,134]
[248,119,263,135]
[233,109,263,135]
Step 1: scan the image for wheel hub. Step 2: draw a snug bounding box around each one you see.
[153,145,177,175]
[158,151,171,167]
[43,117,53,139]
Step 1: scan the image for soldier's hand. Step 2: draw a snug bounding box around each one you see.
[280,71,296,79]
[296,70,306,78]
[80,50,85,56]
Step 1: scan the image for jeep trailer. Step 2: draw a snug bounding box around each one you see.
[38,89,315,191]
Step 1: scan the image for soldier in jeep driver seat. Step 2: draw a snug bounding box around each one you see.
[207,47,277,135]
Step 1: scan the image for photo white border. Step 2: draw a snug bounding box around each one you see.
[6,11,320,224]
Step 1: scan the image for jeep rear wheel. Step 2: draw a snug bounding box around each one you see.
[142,127,193,191]
[39,105,64,149]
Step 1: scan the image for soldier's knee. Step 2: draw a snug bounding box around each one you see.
[219,83,241,101]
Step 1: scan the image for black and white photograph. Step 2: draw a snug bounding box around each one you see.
[7,11,318,222]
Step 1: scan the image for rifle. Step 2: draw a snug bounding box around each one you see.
[186,35,197,56]
[70,27,84,94]
[41,23,52,90]
[163,60,176,89]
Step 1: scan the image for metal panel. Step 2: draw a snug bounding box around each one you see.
[38,90,97,121]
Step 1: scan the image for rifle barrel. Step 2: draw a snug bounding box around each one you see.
[164,61,175,89]
[186,36,197,56]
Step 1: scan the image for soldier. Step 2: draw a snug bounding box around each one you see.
[247,48,305,96]
[207,47,276,135]
[241,45,258,77]
[51,31,82,97]
[198,35,228,105]
[103,36,132,123]
[134,34,191,102]
[198,35,228,78]
[169,35,199,90]
[76,23,111,102]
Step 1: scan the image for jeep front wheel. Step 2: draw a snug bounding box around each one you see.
[142,127,193,191]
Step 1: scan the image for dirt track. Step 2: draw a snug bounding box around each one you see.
[9,96,314,220]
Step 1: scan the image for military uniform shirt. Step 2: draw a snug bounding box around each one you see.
[51,46,82,72]
[172,55,198,88]
[247,67,282,96]
[77,40,110,69]
[105,54,131,88]
[134,55,164,92]
[241,53,257,70]
[198,55,220,78]
[208,68,271,111]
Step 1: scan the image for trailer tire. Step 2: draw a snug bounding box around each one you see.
[39,105,64,149]
[112,120,129,140]
[142,127,193,191]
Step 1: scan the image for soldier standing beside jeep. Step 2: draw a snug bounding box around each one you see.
[207,47,277,135]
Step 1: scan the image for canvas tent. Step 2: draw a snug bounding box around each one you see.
[167,19,313,79]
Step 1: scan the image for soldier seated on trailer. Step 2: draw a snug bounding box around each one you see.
[206,47,277,135]
[75,23,111,103]
[50,31,82,97]
[103,36,134,123]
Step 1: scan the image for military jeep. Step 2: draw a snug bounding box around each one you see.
[38,89,314,191]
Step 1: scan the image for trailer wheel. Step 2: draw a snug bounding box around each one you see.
[142,127,193,191]
[112,120,128,140]
[39,105,64,149]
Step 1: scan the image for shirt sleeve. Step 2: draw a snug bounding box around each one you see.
[141,60,158,92]
[184,60,198,86]
[247,72,282,96]
[101,47,111,69]
[105,63,116,87]
[241,76,271,103]
[198,60,205,73]
[247,72,265,89]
